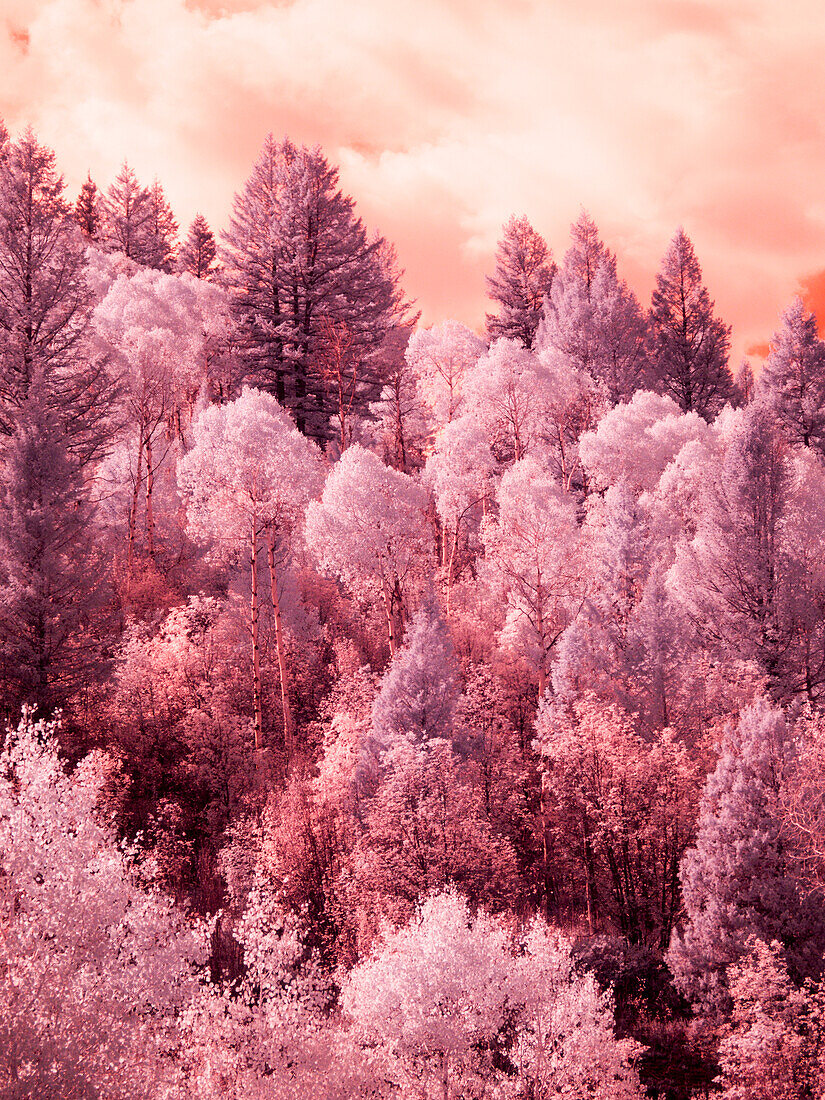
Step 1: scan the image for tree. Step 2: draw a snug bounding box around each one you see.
[648,227,734,418]
[93,268,228,574]
[342,888,514,1099]
[667,698,821,1012]
[366,323,428,471]
[464,338,549,464]
[758,296,825,450]
[481,457,581,696]
[405,320,485,431]
[535,694,696,945]
[485,215,555,349]
[578,390,708,492]
[102,161,152,262]
[370,605,459,747]
[0,711,206,1098]
[73,172,101,240]
[717,939,825,1100]
[222,135,407,441]
[305,444,431,656]
[424,416,493,613]
[538,212,648,404]
[0,129,114,458]
[179,213,217,279]
[179,387,323,757]
[342,889,645,1100]
[0,130,115,714]
[667,402,825,702]
[144,178,178,272]
[0,385,103,716]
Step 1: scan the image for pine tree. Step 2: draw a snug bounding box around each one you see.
[102,160,151,261]
[144,178,178,272]
[178,213,217,279]
[758,296,825,450]
[0,129,114,458]
[73,172,101,240]
[0,130,114,715]
[222,135,408,441]
[486,215,556,349]
[648,227,734,418]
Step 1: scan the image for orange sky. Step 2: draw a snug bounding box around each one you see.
[2,0,825,365]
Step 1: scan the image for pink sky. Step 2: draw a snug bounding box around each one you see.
[2,0,825,364]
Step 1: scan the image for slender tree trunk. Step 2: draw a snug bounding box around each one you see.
[267,531,294,763]
[382,577,397,656]
[145,431,155,560]
[582,812,597,935]
[446,520,460,618]
[127,430,144,576]
[250,525,262,751]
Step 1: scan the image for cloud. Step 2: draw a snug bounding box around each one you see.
[1,0,824,360]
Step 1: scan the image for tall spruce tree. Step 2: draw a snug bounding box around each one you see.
[73,173,101,240]
[758,296,825,451]
[179,213,217,279]
[102,161,151,262]
[485,215,555,349]
[144,178,178,272]
[0,130,114,716]
[648,227,734,419]
[222,135,408,441]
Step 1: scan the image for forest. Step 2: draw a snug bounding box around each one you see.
[2,118,825,1099]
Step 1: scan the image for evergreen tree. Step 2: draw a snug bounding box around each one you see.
[0,386,102,717]
[73,172,101,240]
[648,227,734,418]
[486,215,555,349]
[222,135,408,441]
[144,178,178,272]
[0,129,114,459]
[0,130,114,715]
[102,160,152,262]
[179,213,217,279]
[758,296,825,450]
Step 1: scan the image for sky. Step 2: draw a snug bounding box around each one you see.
[2,0,825,364]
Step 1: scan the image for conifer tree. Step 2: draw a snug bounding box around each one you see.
[648,227,734,418]
[179,213,217,279]
[222,135,407,441]
[102,160,151,262]
[758,296,825,450]
[0,130,114,714]
[144,178,178,272]
[486,215,555,349]
[73,172,101,240]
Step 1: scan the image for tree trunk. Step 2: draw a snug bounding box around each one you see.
[382,577,397,656]
[250,525,262,751]
[145,431,155,560]
[446,520,460,618]
[267,531,294,763]
[126,430,144,576]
